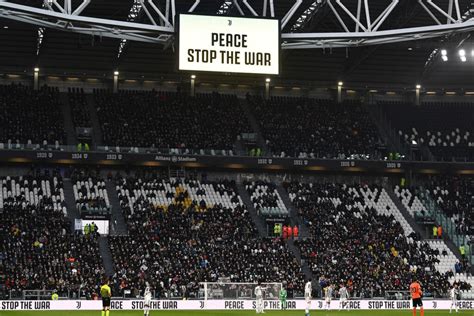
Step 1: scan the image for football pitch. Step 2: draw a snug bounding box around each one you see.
[1,311,472,316]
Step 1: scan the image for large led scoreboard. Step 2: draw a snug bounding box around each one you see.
[178,14,280,75]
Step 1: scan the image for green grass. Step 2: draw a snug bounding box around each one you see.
[1,311,472,316]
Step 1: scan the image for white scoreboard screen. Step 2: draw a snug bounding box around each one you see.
[178,14,280,75]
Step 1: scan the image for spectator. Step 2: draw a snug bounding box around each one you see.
[293,225,299,239]
[455,261,462,274]
[460,245,466,259]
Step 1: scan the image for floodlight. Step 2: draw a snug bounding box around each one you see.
[440,49,448,61]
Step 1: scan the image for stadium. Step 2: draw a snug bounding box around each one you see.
[0,0,473,315]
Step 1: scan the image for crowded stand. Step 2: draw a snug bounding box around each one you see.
[0,84,66,148]
[380,101,474,161]
[285,181,452,298]
[68,88,91,128]
[94,90,251,154]
[248,95,385,159]
[2,2,474,311]
[109,176,305,298]
[424,175,474,236]
[244,180,288,218]
[0,172,103,299]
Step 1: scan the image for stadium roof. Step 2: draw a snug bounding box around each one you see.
[0,0,473,88]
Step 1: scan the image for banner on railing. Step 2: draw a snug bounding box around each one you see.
[2,300,474,311]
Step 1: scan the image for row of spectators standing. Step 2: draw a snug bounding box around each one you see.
[273,223,299,239]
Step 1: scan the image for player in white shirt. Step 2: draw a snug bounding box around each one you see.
[324,284,333,311]
[304,279,312,316]
[143,287,152,316]
[254,281,267,314]
[338,284,349,311]
[450,284,459,313]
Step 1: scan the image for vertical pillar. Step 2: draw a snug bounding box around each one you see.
[190,75,196,97]
[265,78,271,100]
[337,81,343,104]
[113,71,119,93]
[415,84,421,106]
[34,67,39,90]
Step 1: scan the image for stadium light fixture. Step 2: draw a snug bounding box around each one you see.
[191,75,196,79]
[338,81,343,86]
[441,49,448,62]
[34,67,39,72]
[459,49,466,62]
[114,71,119,76]
[265,78,271,83]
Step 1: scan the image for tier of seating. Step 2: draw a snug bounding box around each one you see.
[380,101,474,161]
[0,84,66,147]
[94,90,250,152]
[0,83,471,163]
[110,176,305,298]
[244,181,288,217]
[0,173,103,299]
[249,96,385,159]
[285,181,452,297]
[2,169,471,300]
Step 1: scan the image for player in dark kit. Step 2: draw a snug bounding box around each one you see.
[410,278,424,316]
[100,277,112,316]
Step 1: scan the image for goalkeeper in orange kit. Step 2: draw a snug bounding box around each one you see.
[410,278,424,316]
